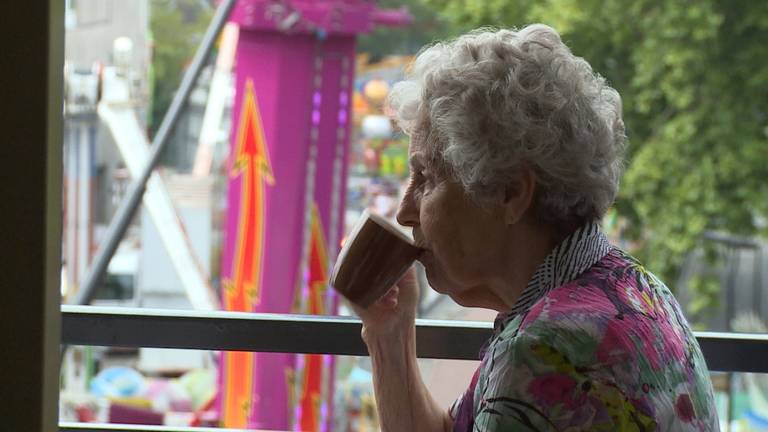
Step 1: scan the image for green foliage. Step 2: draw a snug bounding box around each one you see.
[149,0,212,132]
[424,0,768,312]
[686,249,722,321]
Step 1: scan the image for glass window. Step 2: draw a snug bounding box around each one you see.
[61,0,768,429]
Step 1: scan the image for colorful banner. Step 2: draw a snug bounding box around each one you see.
[219,2,401,427]
[297,203,329,431]
[221,79,273,428]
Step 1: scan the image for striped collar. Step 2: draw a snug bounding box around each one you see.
[495,221,612,332]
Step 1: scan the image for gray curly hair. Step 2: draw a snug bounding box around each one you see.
[388,24,626,226]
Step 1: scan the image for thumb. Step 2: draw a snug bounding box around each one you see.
[396,267,419,305]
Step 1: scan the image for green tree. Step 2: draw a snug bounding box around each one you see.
[149,0,212,132]
[424,0,768,318]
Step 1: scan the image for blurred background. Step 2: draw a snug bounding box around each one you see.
[59,0,768,430]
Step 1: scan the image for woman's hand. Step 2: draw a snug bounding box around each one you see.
[354,267,451,432]
[351,267,419,341]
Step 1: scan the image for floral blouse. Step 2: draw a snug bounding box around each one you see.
[450,222,719,431]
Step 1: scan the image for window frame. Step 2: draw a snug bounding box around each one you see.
[50,2,768,431]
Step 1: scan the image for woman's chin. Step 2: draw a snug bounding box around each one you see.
[420,256,474,300]
[415,250,430,266]
[420,260,445,291]
[424,272,448,295]
[424,270,461,298]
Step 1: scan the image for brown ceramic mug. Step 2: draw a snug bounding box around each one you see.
[330,210,423,308]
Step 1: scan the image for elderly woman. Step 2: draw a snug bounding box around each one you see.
[353,25,719,431]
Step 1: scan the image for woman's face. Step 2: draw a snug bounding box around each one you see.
[396,135,510,308]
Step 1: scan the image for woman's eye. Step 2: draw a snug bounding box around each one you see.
[419,171,435,193]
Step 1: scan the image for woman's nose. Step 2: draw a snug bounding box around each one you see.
[396,186,419,227]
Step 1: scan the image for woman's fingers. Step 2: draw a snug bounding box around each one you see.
[379,286,399,308]
[353,267,420,331]
[395,267,419,306]
[397,267,418,289]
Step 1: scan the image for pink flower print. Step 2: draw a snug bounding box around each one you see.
[618,283,656,317]
[657,322,686,363]
[596,321,631,366]
[528,374,579,408]
[675,394,696,422]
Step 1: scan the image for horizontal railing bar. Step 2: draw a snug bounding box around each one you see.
[695,331,768,373]
[61,305,490,360]
[61,305,768,371]
[59,422,266,431]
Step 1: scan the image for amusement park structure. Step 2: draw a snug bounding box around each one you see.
[63,0,411,429]
[219,2,410,429]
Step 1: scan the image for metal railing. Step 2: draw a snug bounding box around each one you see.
[60,303,768,431]
[62,305,768,371]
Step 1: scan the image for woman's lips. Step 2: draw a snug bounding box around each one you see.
[412,231,427,250]
[415,248,427,261]
[415,248,429,265]
[414,244,428,260]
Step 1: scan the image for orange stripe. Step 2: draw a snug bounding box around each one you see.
[298,204,330,430]
[223,351,254,427]
[223,79,274,428]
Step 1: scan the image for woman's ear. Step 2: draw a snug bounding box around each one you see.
[503,166,536,225]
